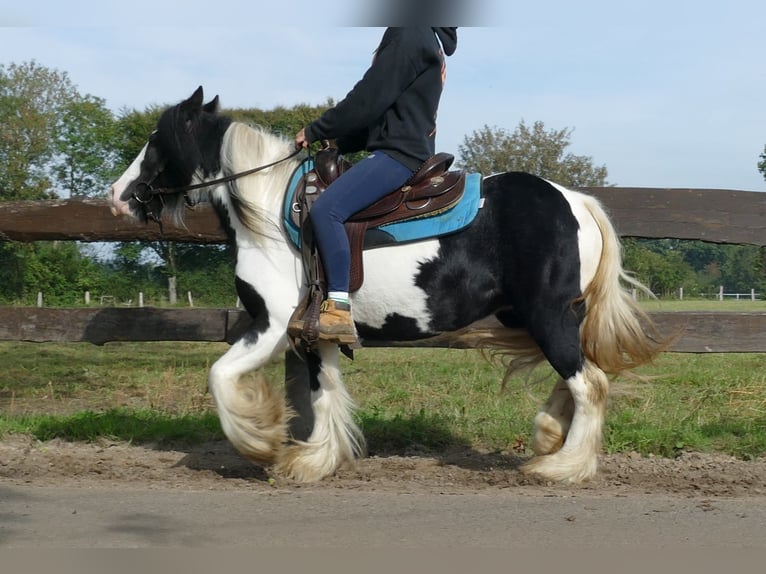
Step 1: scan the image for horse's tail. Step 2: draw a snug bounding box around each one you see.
[579,194,668,374]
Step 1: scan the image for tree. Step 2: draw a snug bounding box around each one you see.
[621,239,697,296]
[0,61,75,200]
[720,245,764,293]
[0,61,128,305]
[759,144,766,181]
[0,241,108,305]
[0,60,126,200]
[114,105,163,167]
[51,95,122,197]
[457,121,609,186]
[227,100,334,141]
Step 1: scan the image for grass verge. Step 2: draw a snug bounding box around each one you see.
[1,342,764,459]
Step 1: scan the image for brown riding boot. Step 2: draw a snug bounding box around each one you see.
[318,299,356,344]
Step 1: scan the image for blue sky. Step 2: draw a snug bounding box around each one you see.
[1,0,765,191]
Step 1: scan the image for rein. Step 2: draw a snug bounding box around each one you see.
[133,146,303,204]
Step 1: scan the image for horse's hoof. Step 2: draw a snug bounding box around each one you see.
[521,452,597,484]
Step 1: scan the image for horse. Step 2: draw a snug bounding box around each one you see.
[108,87,664,484]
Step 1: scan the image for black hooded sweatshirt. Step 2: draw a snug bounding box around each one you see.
[304,27,458,171]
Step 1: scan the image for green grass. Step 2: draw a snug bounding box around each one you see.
[1,340,765,459]
[0,409,223,445]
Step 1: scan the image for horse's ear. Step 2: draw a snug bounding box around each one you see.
[180,86,204,116]
[179,86,205,130]
[203,95,220,114]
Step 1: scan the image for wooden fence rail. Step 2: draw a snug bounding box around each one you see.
[1,189,765,352]
[0,306,764,353]
[1,188,765,245]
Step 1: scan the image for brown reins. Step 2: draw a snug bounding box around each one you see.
[132,146,304,205]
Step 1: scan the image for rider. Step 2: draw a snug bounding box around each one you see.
[294,26,458,344]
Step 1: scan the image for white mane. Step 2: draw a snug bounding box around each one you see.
[219,122,302,243]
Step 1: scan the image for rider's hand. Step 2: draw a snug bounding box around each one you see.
[295,128,308,150]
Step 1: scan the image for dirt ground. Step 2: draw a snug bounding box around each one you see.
[2,433,765,498]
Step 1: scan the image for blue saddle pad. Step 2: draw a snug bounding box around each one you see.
[283,159,482,249]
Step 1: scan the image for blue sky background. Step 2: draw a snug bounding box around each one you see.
[1,0,764,191]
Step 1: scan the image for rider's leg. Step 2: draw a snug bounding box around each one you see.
[309,151,412,341]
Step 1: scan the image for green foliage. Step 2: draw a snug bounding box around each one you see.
[226,100,333,141]
[114,105,163,166]
[622,239,696,295]
[0,61,123,199]
[457,120,609,186]
[0,242,108,305]
[759,144,766,180]
[174,245,237,305]
[0,61,74,200]
[51,95,122,197]
[0,243,25,300]
[623,239,766,296]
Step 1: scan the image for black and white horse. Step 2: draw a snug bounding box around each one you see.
[109,87,663,483]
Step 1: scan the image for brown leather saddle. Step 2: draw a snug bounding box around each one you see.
[291,146,466,293]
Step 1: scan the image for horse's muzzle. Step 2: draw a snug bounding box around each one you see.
[108,185,134,217]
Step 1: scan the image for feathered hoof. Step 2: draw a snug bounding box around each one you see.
[531,412,567,456]
[273,441,348,483]
[227,430,286,469]
[521,451,598,484]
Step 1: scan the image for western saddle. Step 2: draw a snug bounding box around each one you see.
[289,144,466,348]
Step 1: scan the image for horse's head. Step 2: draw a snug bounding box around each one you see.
[109,86,225,223]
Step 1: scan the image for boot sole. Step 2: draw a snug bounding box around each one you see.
[317,331,357,345]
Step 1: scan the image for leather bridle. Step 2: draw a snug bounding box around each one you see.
[131,146,303,222]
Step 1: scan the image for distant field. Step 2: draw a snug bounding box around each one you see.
[640,299,766,311]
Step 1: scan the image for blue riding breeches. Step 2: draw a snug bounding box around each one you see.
[309,151,414,293]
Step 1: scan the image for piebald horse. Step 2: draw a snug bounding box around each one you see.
[109,87,663,483]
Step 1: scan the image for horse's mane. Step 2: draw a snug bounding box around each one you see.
[218,122,302,242]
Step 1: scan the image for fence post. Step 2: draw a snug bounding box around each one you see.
[719,286,724,301]
[139,292,144,308]
[679,287,684,300]
[187,291,194,307]
[84,291,90,305]
[753,289,756,301]
[37,292,43,308]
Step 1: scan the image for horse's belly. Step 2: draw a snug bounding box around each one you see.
[352,240,441,334]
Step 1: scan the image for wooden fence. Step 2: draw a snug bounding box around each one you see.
[1,188,765,353]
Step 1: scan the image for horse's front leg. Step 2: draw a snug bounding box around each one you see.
[208,326,292,467]
[276,342,366,482]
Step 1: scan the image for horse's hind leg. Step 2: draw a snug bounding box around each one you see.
[276,342,366,482]
[518,303,608,483]
[531,377,574,456]
[523,360,609,483]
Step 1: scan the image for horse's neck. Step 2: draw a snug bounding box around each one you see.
[219,123,299,244]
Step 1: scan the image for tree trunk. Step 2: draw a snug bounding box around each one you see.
[166,242,178,305]
[168,275,177,305]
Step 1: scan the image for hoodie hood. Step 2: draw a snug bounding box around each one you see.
[433,27,458,56]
